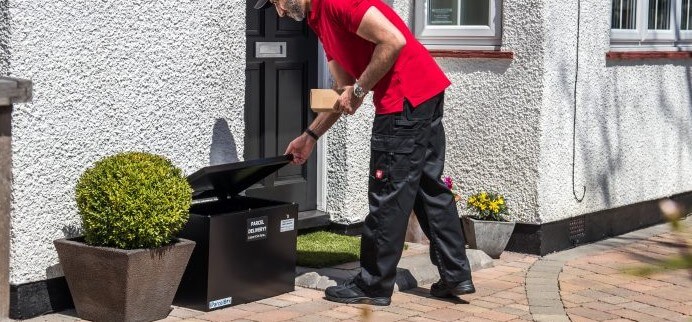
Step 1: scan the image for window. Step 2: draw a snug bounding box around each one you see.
[414,0,502,49]
[610,0,692,49]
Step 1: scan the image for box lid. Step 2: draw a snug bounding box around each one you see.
[188,154,293,200]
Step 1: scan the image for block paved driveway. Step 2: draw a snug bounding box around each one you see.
[30,219,691,322]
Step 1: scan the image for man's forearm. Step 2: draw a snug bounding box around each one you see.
[307,111,341,138]
[357,42,402,91]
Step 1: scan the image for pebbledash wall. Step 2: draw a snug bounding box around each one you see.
[327,0,692,252]
[4,0,247,304]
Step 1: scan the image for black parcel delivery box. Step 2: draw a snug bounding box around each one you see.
[174,155,299,311]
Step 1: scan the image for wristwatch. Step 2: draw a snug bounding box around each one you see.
[353,81,367,99]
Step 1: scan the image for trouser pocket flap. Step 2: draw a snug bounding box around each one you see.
[371,135,415,154]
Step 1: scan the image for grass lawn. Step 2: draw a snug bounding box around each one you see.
[297,231,360,268]
[296,231,409,268]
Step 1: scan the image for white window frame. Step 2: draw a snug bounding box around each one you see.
[611,0,692,50]
[414,0,502,50]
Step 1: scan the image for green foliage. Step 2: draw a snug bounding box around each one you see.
[624,255,692,277]
[297,231,361,268]
[75,152,192,249]
[466,191,510,221]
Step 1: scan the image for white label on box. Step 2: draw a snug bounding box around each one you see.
[208,297,232,309]
[247,216,268,241]
[280,218,295,232]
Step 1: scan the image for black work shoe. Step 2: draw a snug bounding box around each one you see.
[430,279,476,298]
[325,281,391,306]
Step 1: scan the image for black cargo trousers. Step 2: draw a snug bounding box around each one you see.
[354,91,472,297]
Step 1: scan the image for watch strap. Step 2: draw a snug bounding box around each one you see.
[305,128,319,141]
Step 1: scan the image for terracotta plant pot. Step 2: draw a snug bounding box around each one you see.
[54,237,195,322]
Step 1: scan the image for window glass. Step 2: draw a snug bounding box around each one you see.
[648,0,671,29]
[609,0,691,47]
[683,0,691,30]
[460,0,490,25]
[611,0,638,29]
[416,0,501,48]
[428,0,458,25]
[427,0,490,26]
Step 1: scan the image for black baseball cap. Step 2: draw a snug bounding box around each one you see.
[254,0,271,9]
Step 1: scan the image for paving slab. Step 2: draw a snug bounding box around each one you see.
[295,248,493,292]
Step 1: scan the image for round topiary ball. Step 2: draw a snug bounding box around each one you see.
[75,152,192,249]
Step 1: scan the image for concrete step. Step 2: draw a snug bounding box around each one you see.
[295,247,493,292]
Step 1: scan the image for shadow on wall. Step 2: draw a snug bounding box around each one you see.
[653,63,692,189]
[61,225,82,239]
[576,59,692,208]
[43,225,84,279]
[1,0,9,75]
[209,118,239,165]
[553,56,620,208]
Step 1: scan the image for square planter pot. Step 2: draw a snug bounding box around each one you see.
[462,216,515,259]
[54,237,195,322]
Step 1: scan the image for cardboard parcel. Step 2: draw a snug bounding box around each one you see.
[309,89,341,113]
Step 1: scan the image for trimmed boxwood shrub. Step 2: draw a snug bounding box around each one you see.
[75,152,192,249]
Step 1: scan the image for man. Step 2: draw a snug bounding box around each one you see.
[254,0,475,306]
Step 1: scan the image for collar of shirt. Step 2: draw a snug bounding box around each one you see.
[307,0,321,26]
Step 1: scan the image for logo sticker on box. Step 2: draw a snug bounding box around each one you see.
[208,297,232,309]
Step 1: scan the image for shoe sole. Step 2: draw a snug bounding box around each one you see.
[325,295,391,306]
[431,286,476,298]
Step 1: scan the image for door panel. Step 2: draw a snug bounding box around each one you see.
[244,62,263,162]
[244,3,317,211]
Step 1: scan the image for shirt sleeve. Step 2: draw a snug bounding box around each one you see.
[326,0,372,34]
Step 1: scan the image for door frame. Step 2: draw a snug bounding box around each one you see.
[1,104,12,322]
[315,43,330,212]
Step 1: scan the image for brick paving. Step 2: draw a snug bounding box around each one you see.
[559,231,692,322]
[20,218,692,321]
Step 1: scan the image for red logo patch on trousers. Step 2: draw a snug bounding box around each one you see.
[375,169,384,180]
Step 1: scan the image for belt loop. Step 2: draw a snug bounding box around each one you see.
[403,99,412,120]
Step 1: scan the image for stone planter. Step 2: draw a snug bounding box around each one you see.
[461,216,515,259]
[54,237,195,322]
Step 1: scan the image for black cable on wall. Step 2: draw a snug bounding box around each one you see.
[572,0,586,202]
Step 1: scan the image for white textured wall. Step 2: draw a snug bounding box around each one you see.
[327,0,545,224]
[538,0,692,222]
[1,0,9,75]
[325,100,375,224]
[7,0,246,284]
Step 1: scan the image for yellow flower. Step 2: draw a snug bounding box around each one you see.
[480,192,488,201]
[489,202,500,213]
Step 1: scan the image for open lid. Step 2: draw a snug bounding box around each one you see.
[188,154,293,200]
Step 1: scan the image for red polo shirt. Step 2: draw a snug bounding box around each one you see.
[307,0,451,114]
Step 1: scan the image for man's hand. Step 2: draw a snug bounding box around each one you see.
[337,85,365,115]
[284,133,317,165]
